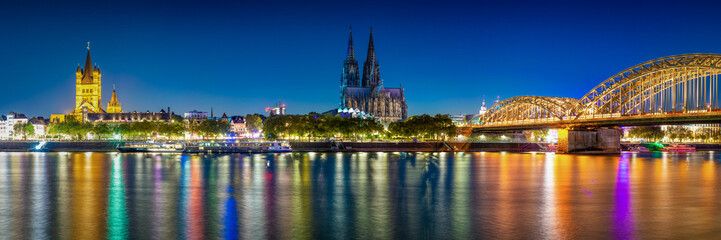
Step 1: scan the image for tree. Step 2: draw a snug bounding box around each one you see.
[92,123,112,139]
[47,117,91,140]
[13,122,34,140]
[388,114,457,140]
[170,114,183,123]
[198,119,231,138]
[628,126,664,142]
[24,123,35,138]
[664,126,692,142]
[158,122,185,138]
[245,114,264,136]
[529,130,549,142]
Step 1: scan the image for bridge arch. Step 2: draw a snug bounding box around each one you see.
[482,96,578,125]
[574,53,721,118]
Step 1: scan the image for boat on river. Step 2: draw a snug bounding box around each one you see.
[117,141,292,153]
[117,142,186,153]
[183,141,292,153]
[629,146,650,152]
[662,144,696,152]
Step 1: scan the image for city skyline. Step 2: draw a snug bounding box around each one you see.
[4,0,721,117]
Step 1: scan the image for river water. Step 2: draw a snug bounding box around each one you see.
[0,151,719,239]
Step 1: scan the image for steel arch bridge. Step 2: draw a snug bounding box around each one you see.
[483,96,578,123]
[479,53,721,128]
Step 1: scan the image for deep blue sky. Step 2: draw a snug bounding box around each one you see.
[2,0,721,117]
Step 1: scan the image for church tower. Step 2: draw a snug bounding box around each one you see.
[340,26,360,108]
[73,43,104,113]
[107,85,123,113]
[361,27,381,88]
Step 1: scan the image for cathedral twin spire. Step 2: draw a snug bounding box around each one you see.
[342,26,380,89]
[346,26,355,59]
[361,27,381,88]
[341,26,360,88]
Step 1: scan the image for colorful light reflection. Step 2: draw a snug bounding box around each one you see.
[107,155,128,240]
[612,154,634,239]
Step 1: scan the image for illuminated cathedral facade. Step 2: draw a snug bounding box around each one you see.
[340,27,407,123]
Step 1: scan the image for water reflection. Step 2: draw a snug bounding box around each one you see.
[0,152,720,238]
[72,153,107,239]
[613,154,634,239]
[107,154,128,240]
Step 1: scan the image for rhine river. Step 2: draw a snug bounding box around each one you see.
[0,151,719,239]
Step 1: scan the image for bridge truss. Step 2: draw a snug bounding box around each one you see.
[480,54,721,127]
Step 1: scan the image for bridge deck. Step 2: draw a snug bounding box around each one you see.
[474,111,721,131]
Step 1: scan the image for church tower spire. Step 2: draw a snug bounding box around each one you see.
[340,25,361,108]
[366,27,375,63]
[347,25,355,59]
[73,43,104,114]
[82,46,93,83]
[107,84,122,113]
[362,27,380,87]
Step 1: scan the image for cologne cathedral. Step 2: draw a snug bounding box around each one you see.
[340,27,407,123]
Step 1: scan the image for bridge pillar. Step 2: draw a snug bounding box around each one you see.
[556,128,621,154]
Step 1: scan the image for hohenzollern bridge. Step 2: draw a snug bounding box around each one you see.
[473,53,721,153]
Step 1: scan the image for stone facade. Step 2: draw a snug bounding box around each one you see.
[106,86,123,113]
[340,27,407,124]
[85,109,173,122]
[51,45,171,123]
[73,47,104,114]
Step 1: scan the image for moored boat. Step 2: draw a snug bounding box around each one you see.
[183,141,292,153]
[629,146,650,152]
[117,142,186,153]
[662,144,696,152]
[117,141,292,153]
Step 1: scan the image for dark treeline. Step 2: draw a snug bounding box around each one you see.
[44,113,459,141]
[264,113,384,139]
[47,117,230,140]
[627,125,721,142]
[388,114,456,139]
[264,113,456,140]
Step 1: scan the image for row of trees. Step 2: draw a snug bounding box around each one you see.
[263,113,457,140]
[47,118,230,140]
[264,113,384,139]
[387,114,457,140]
[626,126,721,142]
[41,113,458,141]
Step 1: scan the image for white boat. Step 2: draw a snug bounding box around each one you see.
[118,141,292,153]
[117,142,186,153]
[184,141,292,153]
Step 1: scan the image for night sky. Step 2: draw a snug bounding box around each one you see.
[2,0,721,117]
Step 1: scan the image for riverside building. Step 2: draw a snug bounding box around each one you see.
[0,113,28,139]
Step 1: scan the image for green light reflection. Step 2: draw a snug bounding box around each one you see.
[107,155,128,240]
